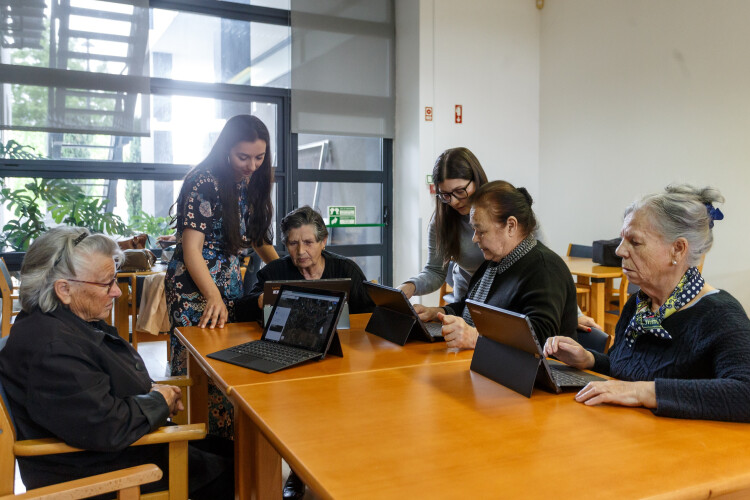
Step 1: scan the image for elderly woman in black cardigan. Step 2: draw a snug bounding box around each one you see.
[0,227,233,497]
[414,180,578,349]
[544,185,750,422]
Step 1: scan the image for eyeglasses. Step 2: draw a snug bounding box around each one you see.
[67,277,118,290]
[436,180,472,204]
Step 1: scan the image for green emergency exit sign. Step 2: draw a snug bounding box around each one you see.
[328,206,356,225]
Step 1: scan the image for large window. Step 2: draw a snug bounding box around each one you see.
[0,0,291,246]
[0,0,392,283]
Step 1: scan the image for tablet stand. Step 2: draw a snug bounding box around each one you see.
[470,335,542,398]
[323,330,344,358]
[365,306,416,346]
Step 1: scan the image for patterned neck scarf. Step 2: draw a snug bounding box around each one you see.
[461,235,537,327]
[623,266,704,347]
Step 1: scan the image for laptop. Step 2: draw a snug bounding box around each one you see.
[362,282,444,345]
[263,278,352,329]
[208,285,346,373]
[466,299,605,397]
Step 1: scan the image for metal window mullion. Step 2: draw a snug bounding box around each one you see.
[150,0,290,26]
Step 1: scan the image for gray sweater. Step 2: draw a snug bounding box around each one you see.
[406,214,484,300]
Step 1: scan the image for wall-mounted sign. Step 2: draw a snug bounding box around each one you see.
[328,206,356,225]
[425,106,433,121]
[455,104,463,124]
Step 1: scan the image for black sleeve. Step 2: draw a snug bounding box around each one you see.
[514,261,575,344]
[234,266,269,322]
[654,309,750,422]
[25,341,169,452]
[342,262,374,314]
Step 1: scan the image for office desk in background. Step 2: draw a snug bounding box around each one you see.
[562,255,622,328]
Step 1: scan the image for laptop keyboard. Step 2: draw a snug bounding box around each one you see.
[228,341,318,366]
[424,322,443,337]
[551,368,590,387]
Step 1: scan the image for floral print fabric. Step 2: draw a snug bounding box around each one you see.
[165,168,251,439]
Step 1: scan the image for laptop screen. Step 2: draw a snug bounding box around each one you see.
[264,287,343,352]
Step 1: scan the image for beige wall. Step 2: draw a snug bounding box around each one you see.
[394,0,750,310]
[538,0,750,309]
[394,0,541,305]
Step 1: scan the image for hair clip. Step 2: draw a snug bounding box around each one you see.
[705,203,724,229]
[73,232,88,246]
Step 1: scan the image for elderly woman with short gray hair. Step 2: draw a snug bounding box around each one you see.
[544,185,750,422]
[0,227,233,498]
[236,205,374,323]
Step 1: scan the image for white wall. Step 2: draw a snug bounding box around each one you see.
[538,0,750,308]
[394,0,421,295]
[394,0,541,305]
[394,0,750,310]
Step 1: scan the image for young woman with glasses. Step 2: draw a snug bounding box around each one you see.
[398,147,487,302]
[398,147,600,332]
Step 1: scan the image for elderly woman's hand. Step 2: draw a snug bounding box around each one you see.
[577,314,602,332]
[151,384,185,417]
[199,291,228,329]
[412,304,443,323]
[543,336,595,370]
[575,381,657,409]
[437,312,478,349]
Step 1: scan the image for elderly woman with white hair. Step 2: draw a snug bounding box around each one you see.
[544,185,750,422]
[0,227,233,498]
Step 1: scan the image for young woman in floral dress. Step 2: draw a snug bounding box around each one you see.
[165,114,278,437]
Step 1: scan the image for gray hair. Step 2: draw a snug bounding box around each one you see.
[280,206,329,245]
[624,184,725,267]
[19,227,124,313]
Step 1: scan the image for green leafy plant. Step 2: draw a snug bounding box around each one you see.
[130,210,174,239]
[0,140,45,160]
[0,140,133,251]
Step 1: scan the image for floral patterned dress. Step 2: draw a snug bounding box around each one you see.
[165,168,251,438]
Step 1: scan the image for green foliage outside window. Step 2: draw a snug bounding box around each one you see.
[0,140,132,251]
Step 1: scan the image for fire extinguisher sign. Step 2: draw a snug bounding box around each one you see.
[425,106,433,121]
[455,105,462,124]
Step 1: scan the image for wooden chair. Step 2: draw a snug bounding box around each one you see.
[438,281,453,307]
[566,244,592,315]
[0,337,206,500]
[1,463,162,500]
[0,258,20,337]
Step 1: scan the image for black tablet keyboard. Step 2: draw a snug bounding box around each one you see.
[229,341,318,365]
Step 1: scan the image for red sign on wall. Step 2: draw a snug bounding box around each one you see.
[455,105,463,124]
[425,106,433,121]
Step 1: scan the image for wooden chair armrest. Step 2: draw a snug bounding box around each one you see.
[131,423,206,446]
[152,376,194,388]
[0,464,162,500]
[14,424,206,456]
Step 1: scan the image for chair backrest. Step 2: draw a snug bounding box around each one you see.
[567,243,593,259]
[577,327,610,353]
[0,259,16,337]
[0,335,17,496]
[0,258,13,300]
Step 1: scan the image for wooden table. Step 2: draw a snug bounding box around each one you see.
[112,264,167,346]
[232,361,750,499]
[562,255,622,327]
[174,314,474,498]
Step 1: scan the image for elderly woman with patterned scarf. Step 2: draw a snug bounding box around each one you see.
[544,184,750,422]
[414,180,579,349]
